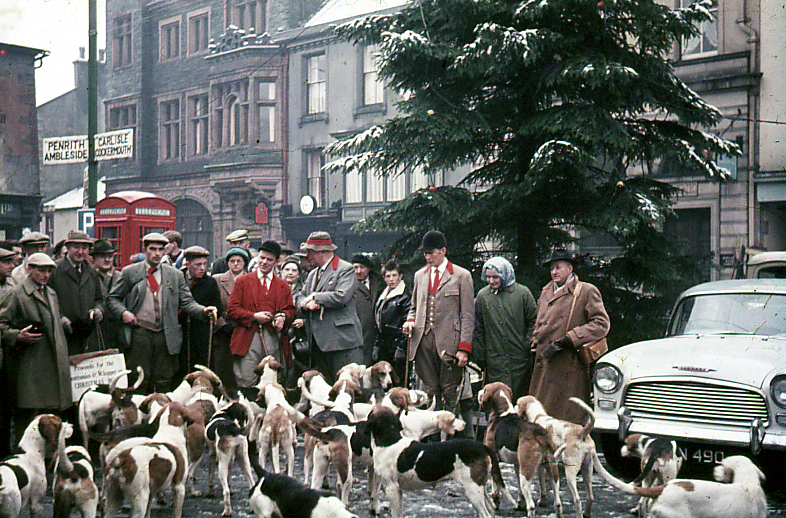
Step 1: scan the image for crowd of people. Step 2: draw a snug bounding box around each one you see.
[0,226,610,457]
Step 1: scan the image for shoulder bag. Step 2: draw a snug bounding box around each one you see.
[566,282,608,365]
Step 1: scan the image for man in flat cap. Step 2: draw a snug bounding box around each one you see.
[92,239,123,350]
[0,247,17,457]
[212,229,253,275]
[12,231,50,285]
[352,254,382,365]
[107,233,217,393]
[0,253,72,443]
[295,231,363,384]
[0,247,16,300]
[228,240,296,387]
[48,230,104,355]
[179,246,222,375]
[403,230,475,416]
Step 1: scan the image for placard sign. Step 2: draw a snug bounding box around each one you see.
[69,349,128,402]
[43,129,134,165]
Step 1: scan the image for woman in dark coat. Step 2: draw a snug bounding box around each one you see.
[373,259,411,385]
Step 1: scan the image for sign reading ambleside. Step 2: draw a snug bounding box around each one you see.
[43,128,134,165]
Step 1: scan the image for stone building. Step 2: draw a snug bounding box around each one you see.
[101,0,296,258]
[0,42,48,240]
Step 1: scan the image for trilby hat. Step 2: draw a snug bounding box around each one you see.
[302,231,337,252]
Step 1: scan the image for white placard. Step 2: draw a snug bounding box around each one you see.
[43,129,134,165]
[69,351,128,402]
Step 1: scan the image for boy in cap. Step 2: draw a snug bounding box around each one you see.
[162,230,185,269]
[48,230,105,355]
[107,233,217,392]
[0,253,72,440]
[228,240,296,387]
[295,232,363,384]
[179,246,222,374]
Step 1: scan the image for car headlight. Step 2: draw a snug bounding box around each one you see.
[772,375,786,408]
[594,363,623,394]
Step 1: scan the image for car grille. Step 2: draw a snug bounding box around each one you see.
[624,381,768,425]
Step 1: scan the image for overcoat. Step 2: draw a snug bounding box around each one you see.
[0,277,72,409]
[97,269,123,350]
[227,272,296,356]
[355,271,382,364]
[295,254,363,352]
[107,261,206,355]
[529,275,610,424]
[181,273,223,369]
[48,258,104,354]
[406,261,475,361]
[473,282,537,400]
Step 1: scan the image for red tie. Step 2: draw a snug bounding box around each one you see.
[430,268,440,295]
[147,266,159,292]
[262,275,268,290]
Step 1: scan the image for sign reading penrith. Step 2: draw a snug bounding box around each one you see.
[43,128,134,165]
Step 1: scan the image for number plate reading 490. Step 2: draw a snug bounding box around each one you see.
[677,445,725,465]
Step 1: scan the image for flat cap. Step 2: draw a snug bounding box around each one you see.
[183,245,210,260]
[19,232,50,246]
[27,252,56,267]
[226,229,249,243]
[352,254,374,269]
[64,230,94,245]
[302,231,337,252]
[0,247,16,261]
[142,232,169,245]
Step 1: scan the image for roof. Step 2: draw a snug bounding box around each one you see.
[305,0,408,28]
[679,279,786,297]
[747,251,786,266]
[104,191,165,204]
[43,179,106,211]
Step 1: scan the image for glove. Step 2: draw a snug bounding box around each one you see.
[541,336,572,361]
[61,316,73,335]
[89,308,103,323]
[371,346,380,363]
[393,346,407,363]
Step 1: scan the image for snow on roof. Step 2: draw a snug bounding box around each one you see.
[43,179,106,210]
[305,0,409,28]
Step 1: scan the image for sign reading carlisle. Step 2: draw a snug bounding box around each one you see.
[43,128,134,164]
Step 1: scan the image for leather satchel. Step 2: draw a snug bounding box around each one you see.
[566,282,609,365]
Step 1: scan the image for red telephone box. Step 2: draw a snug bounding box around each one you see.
[94,191,177,268]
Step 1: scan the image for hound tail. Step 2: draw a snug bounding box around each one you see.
[297,377,336,408]
[591,451,664,498]
[568,397,595,440]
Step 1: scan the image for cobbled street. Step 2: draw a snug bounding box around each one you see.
[26,439,786,518]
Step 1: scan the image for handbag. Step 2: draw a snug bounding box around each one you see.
[566,282,609,365]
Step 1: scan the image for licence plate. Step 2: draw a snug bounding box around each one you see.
[676,444,727,466]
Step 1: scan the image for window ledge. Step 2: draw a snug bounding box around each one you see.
[353,104,385,118]
[300,112,329,126]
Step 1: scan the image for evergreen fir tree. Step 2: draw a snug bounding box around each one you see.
[327,0,738,344]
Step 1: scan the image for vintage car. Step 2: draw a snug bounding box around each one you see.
[593,279,786,480]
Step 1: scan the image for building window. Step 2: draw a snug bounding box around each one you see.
[363,45,384,106]
[160,99,181,161]
[188,11,210,54]
[213,80,249,148]
[257,80,276,143]
[113,14,132,68]
[229,0,266,34]
[345,170,412,204]
[159,19,180,61]
[346,169,363,204]
[306,54,326,114]
[189,94,209,156]
[108,104,137,159]
[682,0,718,57]
[175,199,213,251]
[306,151,326,208]
[387,173,406,201]
[665,207,712,281]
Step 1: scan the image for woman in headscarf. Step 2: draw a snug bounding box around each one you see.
[472,256,537,400]
[373,259,411,385]
[212,246,250,393]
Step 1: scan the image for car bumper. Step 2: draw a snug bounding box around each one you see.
[595,408,786,453]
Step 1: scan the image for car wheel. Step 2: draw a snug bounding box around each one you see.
[593,431,640,480]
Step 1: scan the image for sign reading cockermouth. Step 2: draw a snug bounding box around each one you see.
[43,128,134,164]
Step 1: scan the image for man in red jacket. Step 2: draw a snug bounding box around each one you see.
[227,240,296,387]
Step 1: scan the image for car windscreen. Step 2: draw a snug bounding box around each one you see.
[669,292,786,336]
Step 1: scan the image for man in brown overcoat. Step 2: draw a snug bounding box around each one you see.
[0,253,72,439]
[529,250,610,424]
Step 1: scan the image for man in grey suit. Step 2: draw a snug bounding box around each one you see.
[296,231,363,384]
[107,232,217,392]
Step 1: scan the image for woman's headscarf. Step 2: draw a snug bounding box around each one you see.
[481,256,516,288]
